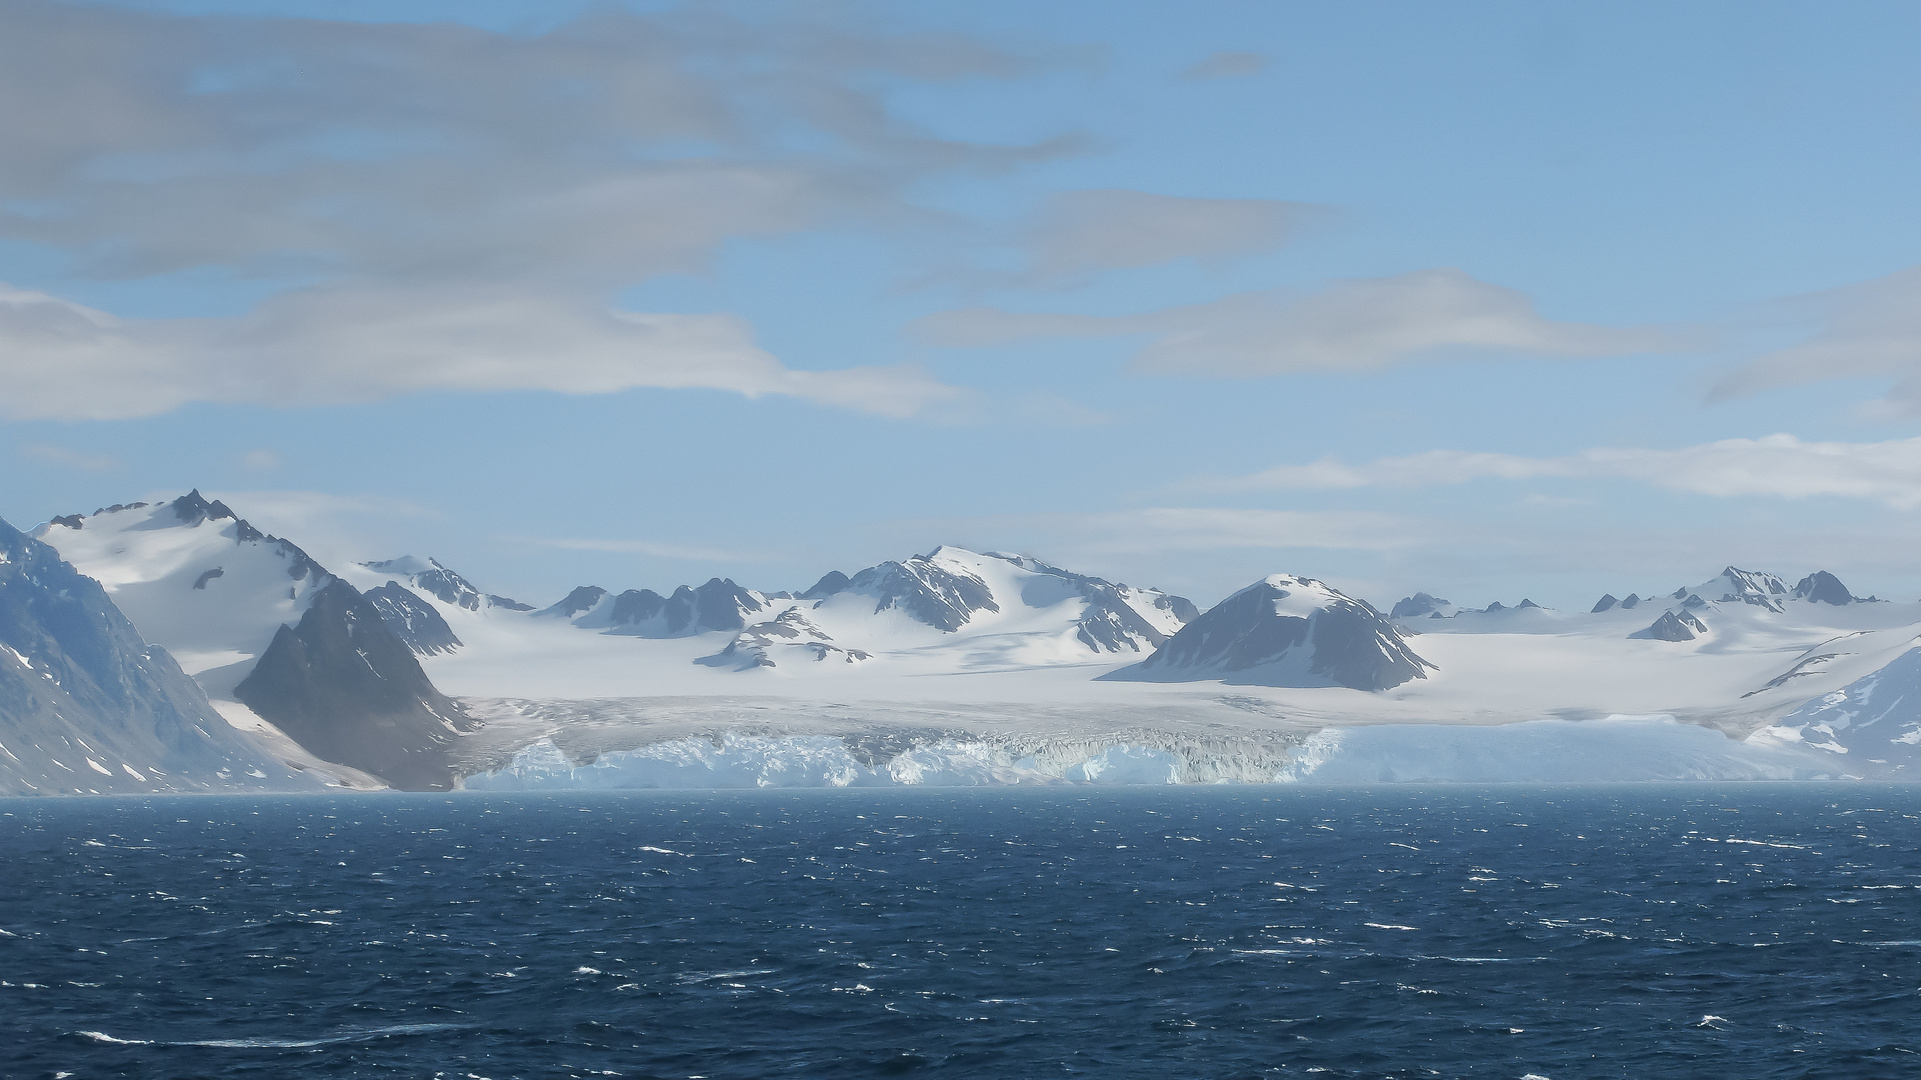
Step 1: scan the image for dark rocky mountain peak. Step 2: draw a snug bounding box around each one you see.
[169,489,237,526]
[802,570,850,599]
[365,582,463,656]
[845,550,998,632]
[1793,571,1855,606]
[540,585,608,619]
[235,579,471,791]
[584,578,766,637]
[1633,609,1709,642]
[1391,593,1452,618]
[1107,574,1436,692]
[1591,593,1620,613]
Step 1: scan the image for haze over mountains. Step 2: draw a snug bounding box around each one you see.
[5,490,1921,792]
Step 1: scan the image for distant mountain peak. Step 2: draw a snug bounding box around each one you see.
[1108,573,1435,691]
[1793,571,1856,606]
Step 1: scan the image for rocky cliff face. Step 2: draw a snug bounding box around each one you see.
[236,579,473,791]
[0,516,311,795]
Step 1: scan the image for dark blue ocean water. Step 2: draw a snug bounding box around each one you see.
[4,786,1920,1079]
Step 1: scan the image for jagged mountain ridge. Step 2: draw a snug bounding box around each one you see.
[486,546,1196,672]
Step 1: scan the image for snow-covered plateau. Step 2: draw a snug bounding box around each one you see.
[10,491,1921,792]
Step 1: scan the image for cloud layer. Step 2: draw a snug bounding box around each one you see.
[1203,433,1921,509]
[917,268,1675,375]
[0,284,959,420]
[0,1,1051,418]
[1024,189,1316,281]
[1715,266,1921,414]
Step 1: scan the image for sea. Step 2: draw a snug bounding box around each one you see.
[3,785,1919,1079]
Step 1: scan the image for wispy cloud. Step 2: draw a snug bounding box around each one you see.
[916,268,1679,375]
[1714,265,1921,415]
[1024,189,1320,282]
[0,284,966,420]
[1196,433,1921,509]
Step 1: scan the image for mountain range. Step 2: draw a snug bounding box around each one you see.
[7,489,1921,791]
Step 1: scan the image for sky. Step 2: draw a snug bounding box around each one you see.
[6,0,1921,612]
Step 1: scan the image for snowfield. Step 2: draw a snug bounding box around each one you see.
[28,492,1921,789]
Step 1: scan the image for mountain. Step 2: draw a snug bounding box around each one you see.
[36,494,471,789]
[1792,571,1860,606]
[1750,647,1921,776]
[1390,592,1456,619]
[35,492,332,698]
[537,577,766,636]
[362,556,532,614]
[236,580,473,791]
[1633,609,1710,642]
[0,515,313,795]
[364,581,462,656]
[1106,574,1436,691]
[496,547,1198,676]
[700,548,1193,670]
[1684,566,1791,612]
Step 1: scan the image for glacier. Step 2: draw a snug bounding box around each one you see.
[460,713,1854,790]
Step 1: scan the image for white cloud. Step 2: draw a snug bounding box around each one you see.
[1714,265,1921,414]
[0,283,963,420]
[0,2,1047,420]
[1200,433,1921,509]
[916,268,1677,375]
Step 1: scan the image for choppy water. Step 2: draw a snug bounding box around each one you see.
[4,786,1920,1079]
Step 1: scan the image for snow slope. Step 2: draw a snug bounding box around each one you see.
[34,493,331,698]
[1749,647,1921,777]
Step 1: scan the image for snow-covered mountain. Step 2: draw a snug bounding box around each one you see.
[25,489,1921,791]
[35,494,472,790]
[402,546,1199,684]
[1749,648,1921,777]
[363,555,532,614]
[1109,574,1434,691]
[0,515,314,795]
[36,492,332,698]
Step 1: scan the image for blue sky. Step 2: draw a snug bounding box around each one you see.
[7,0,1921,610]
